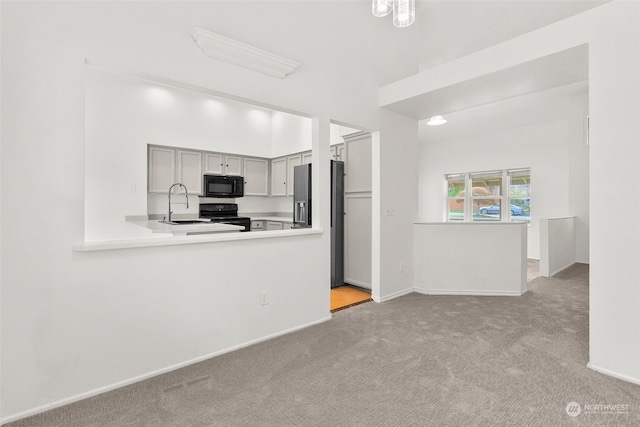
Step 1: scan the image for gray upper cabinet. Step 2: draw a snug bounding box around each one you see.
[286,154,302,196]
[224,155,243,176]
[148,146,203,195]
[302,151,312,164]
[330,144,345,161]
[270,157,287,196]
[344,134,371,193]
[148,146,176,193]
[203,152,224,175]
[244,157,269,196]
[177,150,203,195]
[204,152,243,176]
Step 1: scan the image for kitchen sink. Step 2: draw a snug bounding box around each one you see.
[160,219,211,225]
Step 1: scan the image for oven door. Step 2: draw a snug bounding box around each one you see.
[211,218,251,232]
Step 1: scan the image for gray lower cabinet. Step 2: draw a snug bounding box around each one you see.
[251,220,265,231]
[266,221,284,231]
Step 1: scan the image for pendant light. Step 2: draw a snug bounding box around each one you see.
[372,0,392,17]
[393,0,415,28]
[372,0,415,27]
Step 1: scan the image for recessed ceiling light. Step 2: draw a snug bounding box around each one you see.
[427,115,447,126]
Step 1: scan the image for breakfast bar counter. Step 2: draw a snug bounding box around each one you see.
[127,218,244,236]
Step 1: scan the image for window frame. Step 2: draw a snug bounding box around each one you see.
[445,168,531,223]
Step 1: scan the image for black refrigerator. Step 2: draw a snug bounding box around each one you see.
[293,161,344,288]
[293,163,312,229]
[330,160,345,288]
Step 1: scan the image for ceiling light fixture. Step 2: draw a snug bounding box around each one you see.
[427,115,447,126]
[372,0,392,17]
[373,0,415,27]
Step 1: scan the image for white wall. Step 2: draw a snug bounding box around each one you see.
[1,1,404,420]
[270,111,312,158]
[414,222,527,296]
[540,217,576,277]
[87,67,275,157]
[568,93,590,263]
[418,85,589,260]
[374,109,419,302]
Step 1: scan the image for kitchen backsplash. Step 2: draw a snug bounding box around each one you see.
[147,193,292,216]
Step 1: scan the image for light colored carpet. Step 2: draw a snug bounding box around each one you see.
[7,263,640,426]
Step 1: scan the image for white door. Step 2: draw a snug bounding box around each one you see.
[342,132,372,289]
[344,194,372,289]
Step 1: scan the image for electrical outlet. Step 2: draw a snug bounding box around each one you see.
[400,262,405,273]
[129,184,136,193]
[260,290,269,306]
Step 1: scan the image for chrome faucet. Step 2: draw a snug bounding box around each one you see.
[161,183,189,224]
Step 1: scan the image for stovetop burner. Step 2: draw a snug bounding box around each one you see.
[199,203,251,231]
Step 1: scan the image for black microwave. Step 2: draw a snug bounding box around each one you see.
[202,175,244,198]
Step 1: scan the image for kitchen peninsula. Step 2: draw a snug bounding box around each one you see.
[127,217,244,236]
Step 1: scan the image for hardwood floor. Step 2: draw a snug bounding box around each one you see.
[330,285,372,312]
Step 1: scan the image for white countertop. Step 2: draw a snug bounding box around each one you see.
[127,219,244,236]
[414,221,527,226]
[249,216,293,223]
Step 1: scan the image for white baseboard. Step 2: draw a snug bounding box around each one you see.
[376,287,414,303]
[587,362,640,386]
[548,261,577,277]
[344,278,372,290]
[0,315,332,425]
[414,287,525,297]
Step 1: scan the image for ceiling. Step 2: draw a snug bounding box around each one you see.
[416,0,609,71]
[380,1,604,135]
[419,80,588,142]
[75,1,608,132]
[384,43,589,120]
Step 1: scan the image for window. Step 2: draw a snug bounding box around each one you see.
[446,174,466,221]
[508,169,531,222]
[471,171,502,221]
[445,168,531,222]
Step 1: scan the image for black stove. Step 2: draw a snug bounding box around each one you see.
[199,203,251,232]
